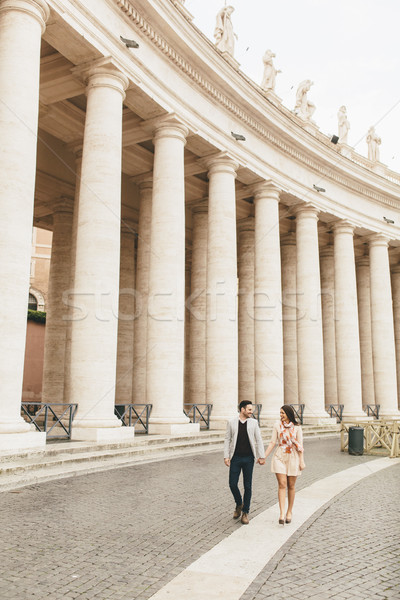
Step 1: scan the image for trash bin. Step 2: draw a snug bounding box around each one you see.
[348,426,364,455]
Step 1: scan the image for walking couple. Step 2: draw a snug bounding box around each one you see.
[224,400,306,525]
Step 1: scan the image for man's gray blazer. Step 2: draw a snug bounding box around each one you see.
[224,417,265,460]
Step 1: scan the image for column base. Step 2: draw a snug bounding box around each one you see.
[0,431,46,451]
[71,427,135,443]
[378,410,400,420]
[209,416,234,430]
[342,412,372,423]
[303,415,337,425]
[260,417,279,427]
[150,423,200,435]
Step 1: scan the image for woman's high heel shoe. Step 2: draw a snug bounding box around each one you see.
[278,518,285,525]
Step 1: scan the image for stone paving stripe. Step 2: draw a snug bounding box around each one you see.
[147,456,400,599]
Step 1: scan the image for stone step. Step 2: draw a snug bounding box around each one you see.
[0,436,227,475]
[0,442,224,492]
[0,430,226,462]
[0,424,340,492]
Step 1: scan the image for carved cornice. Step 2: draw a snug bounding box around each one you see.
[113,0,400,211]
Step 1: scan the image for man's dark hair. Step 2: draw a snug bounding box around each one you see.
[239,400,253,411]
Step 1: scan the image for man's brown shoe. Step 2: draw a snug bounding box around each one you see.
[241,512,249,525]
[233,504,243,519]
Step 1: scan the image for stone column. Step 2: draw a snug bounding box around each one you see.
[0,0,49,448]
[238,218,255,405]
[132,181,152,404]
[189,206,208,405]
[356,256,375,408]
[184,249,191,404]
[295,204,331,423]
[69,60,134,441]
[319,247,337,410]
[253,182,284,421]
[281,233,298,406]
[146,118,196,434]
[333,222,366,419]
[63,148,82,407]
[369,234,400,418]
[391,264,400,409]
[115,223,136,404]
[42,199,74,405]
[205,154,239,427]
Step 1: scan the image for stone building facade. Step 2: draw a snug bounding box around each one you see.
[1,0,400,451]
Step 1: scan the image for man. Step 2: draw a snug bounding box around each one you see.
[224,400,265,525]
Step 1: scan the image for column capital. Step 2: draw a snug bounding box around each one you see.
[72,57,129,100]
[191,201,208,215]
[153,115,189,144]
[356,256,370,268]
[0,0,50,34]
[237,217,255,233]
[185,249,192,268]
[332,220,355,236]
[138,179,153,194]
[52,197,74,216]
[293,202,320,220]
[281,232,296,247]
[66,141,83,159]
[204,152,239,177]
[320,244,334,258]
[251,180,281,201]
[369,232,391,248]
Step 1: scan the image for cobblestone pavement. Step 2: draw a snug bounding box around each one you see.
[0,437,386,600]
[241,463,400,600]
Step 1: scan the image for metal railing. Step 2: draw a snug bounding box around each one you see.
[252,403,262,425]
[329,404,344,422]
[289,403,305,425]
[114,404,152,433]
[340,420,400,458]
[183,404,212,429]
[21,402,78,440]
[364,404,380,419]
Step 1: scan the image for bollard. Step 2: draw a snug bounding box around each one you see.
[348,426,364,455]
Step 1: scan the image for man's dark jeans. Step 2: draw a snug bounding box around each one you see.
[229,454,254,514]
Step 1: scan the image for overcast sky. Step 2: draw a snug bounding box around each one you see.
[185,0,400,173]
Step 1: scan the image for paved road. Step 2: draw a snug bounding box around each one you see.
[0,437,392,600]
[241,463,400,600]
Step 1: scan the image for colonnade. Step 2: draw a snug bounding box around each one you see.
[0,0,399,451]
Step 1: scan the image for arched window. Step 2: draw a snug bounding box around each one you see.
[28,293,38,311]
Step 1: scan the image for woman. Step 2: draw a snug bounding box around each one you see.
[264,406,305,525]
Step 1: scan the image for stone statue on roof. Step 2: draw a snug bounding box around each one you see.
[366,126,381,162]
[294,79,316,121]
[261,50,281,92]
[214,5,236,56]
[337,106,350,144]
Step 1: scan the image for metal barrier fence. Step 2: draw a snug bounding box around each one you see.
[183,404,212,429]
[289,403,305,424]
[21,402,78,440]
[329,404,344,422]
[340,420,399,458]
[252,404,262,425]
[114,404,152,433]
[364,404,380,419]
